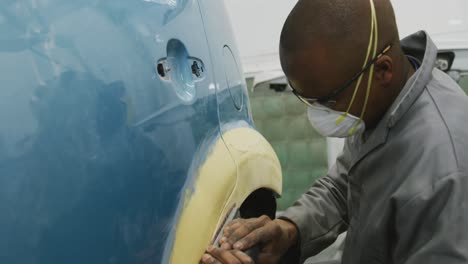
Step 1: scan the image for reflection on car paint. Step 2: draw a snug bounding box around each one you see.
[0,70,217,262]
[141,0,189,25]
[0,1,217,263]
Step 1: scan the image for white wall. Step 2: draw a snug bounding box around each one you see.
[223,0,297,59]
[224,0,468,63]
[392,0,468,39]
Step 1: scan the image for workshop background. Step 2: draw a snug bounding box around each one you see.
[225,0,468,211]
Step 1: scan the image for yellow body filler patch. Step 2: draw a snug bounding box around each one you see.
[170,127,282,263]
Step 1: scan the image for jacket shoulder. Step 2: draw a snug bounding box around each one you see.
[426,69,468,171]
[388,70,468,202]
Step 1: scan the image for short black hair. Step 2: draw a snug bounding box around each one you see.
[279,0,399,71]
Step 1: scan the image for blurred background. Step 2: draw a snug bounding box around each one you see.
[224,0,468,213]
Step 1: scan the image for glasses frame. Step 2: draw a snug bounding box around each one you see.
[289,44,392,108]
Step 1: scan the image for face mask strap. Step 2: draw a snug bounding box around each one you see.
[348,119,363,135]
[359,0,378,122]
[336,0,377,131]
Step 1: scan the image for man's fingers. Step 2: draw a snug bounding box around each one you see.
[224,220,249,239]
[232,250,254,264]
[224,219,244,235]
[220,242,232,250]
[225,216,270,234]
[234,221,280,250]
[227,224,253,244]
[205,217,284,264]
[207,246,242,264]
[201,253,221,264]
[223,216,272,245]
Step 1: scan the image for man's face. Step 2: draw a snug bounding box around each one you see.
[281,37,399,130]
[283,47,374,118]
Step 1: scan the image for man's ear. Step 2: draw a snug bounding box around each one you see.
[374,55,393,85]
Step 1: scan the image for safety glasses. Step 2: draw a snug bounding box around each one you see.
[289,44,392,109]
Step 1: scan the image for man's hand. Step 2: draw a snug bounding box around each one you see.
[201,246,254,264]
[202,215,299,264]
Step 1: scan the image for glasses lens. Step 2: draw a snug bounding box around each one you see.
[291,86,336,109]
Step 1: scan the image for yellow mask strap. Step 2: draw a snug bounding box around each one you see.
[360,0,378,121]
[337,0,378,136]
[344,0,376,116]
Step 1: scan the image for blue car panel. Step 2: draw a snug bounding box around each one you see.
[0,1,236,263]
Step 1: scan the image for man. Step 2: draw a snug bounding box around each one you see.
[201,0,468,263]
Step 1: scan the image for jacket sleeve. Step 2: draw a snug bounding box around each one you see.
[279,144,351,263]
[394,172,468,264]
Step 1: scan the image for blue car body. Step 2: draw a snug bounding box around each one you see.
[0,1,282,263]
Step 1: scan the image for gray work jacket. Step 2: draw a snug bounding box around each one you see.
[281,31,468,264]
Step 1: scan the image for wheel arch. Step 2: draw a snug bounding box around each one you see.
[168,126,282,263]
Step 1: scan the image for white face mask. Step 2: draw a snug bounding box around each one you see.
[307,0,379,138]
[307,106,365,138]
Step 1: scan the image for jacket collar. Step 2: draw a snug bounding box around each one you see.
[348,31,438,171]
[388,31,438,128]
